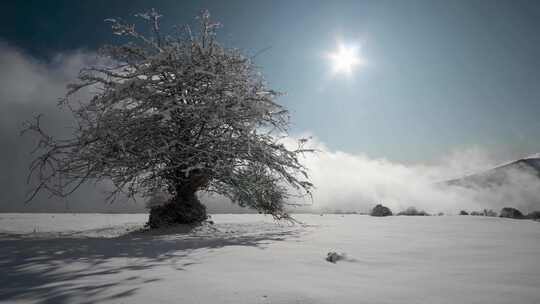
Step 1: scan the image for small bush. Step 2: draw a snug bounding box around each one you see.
[468,209,497,216]
[526,211,540,220]
[459,210,469,215]
[370,204,393,217]
[397,206,429,216]
[499,207,524,219]
[484,209,497,217]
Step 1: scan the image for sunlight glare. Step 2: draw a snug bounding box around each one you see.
[328,43,364,76]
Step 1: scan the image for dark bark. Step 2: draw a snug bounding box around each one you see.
[147,191,207,228]
[146,173,209,228]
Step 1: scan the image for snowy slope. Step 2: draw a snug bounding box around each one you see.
[0,214,539,304]
[445,156,540,188]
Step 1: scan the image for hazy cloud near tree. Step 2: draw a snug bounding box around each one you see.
[1,43,539,214]
[293,137,540,214]
[0,43,142,212]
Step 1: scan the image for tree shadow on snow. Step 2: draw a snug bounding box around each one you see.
[0,224,303,304]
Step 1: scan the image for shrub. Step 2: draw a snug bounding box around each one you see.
[499,207,524,219]
[397,207,429,216]
[484,209,497,217]
[459,210,469,215]
[370,204,393,217]
[526,211,540,220]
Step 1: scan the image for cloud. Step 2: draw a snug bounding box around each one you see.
[0,43,147,212]
[289,136,540,214]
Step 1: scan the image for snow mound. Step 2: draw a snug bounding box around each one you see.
[326,251,348,263]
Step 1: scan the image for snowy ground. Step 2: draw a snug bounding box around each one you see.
[0,214,539,304]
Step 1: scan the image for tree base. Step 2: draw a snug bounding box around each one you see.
[146,194,207,228]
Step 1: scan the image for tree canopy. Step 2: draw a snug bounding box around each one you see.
[24,9,313,223]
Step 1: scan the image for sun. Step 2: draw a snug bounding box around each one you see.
[327,43,364,76]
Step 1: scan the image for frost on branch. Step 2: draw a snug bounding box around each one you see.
[24,10,313,226]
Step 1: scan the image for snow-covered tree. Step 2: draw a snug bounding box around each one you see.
[24,10,313,227]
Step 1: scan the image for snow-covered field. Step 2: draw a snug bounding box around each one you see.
[0,213,539,304]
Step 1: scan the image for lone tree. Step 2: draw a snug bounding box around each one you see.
[24,10,313,227]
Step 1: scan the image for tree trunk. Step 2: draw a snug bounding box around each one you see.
[147,191,207,228]
[147,174,209,228]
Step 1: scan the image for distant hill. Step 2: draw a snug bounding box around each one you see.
[444,156,540,188]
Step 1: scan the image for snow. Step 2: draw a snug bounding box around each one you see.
[0,214,539,303]
[524,153,540,160]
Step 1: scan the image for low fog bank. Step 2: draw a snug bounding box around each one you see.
[1,43,539,214]
[287,137,540,215]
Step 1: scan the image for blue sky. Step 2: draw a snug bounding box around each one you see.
[2,0,540,163]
